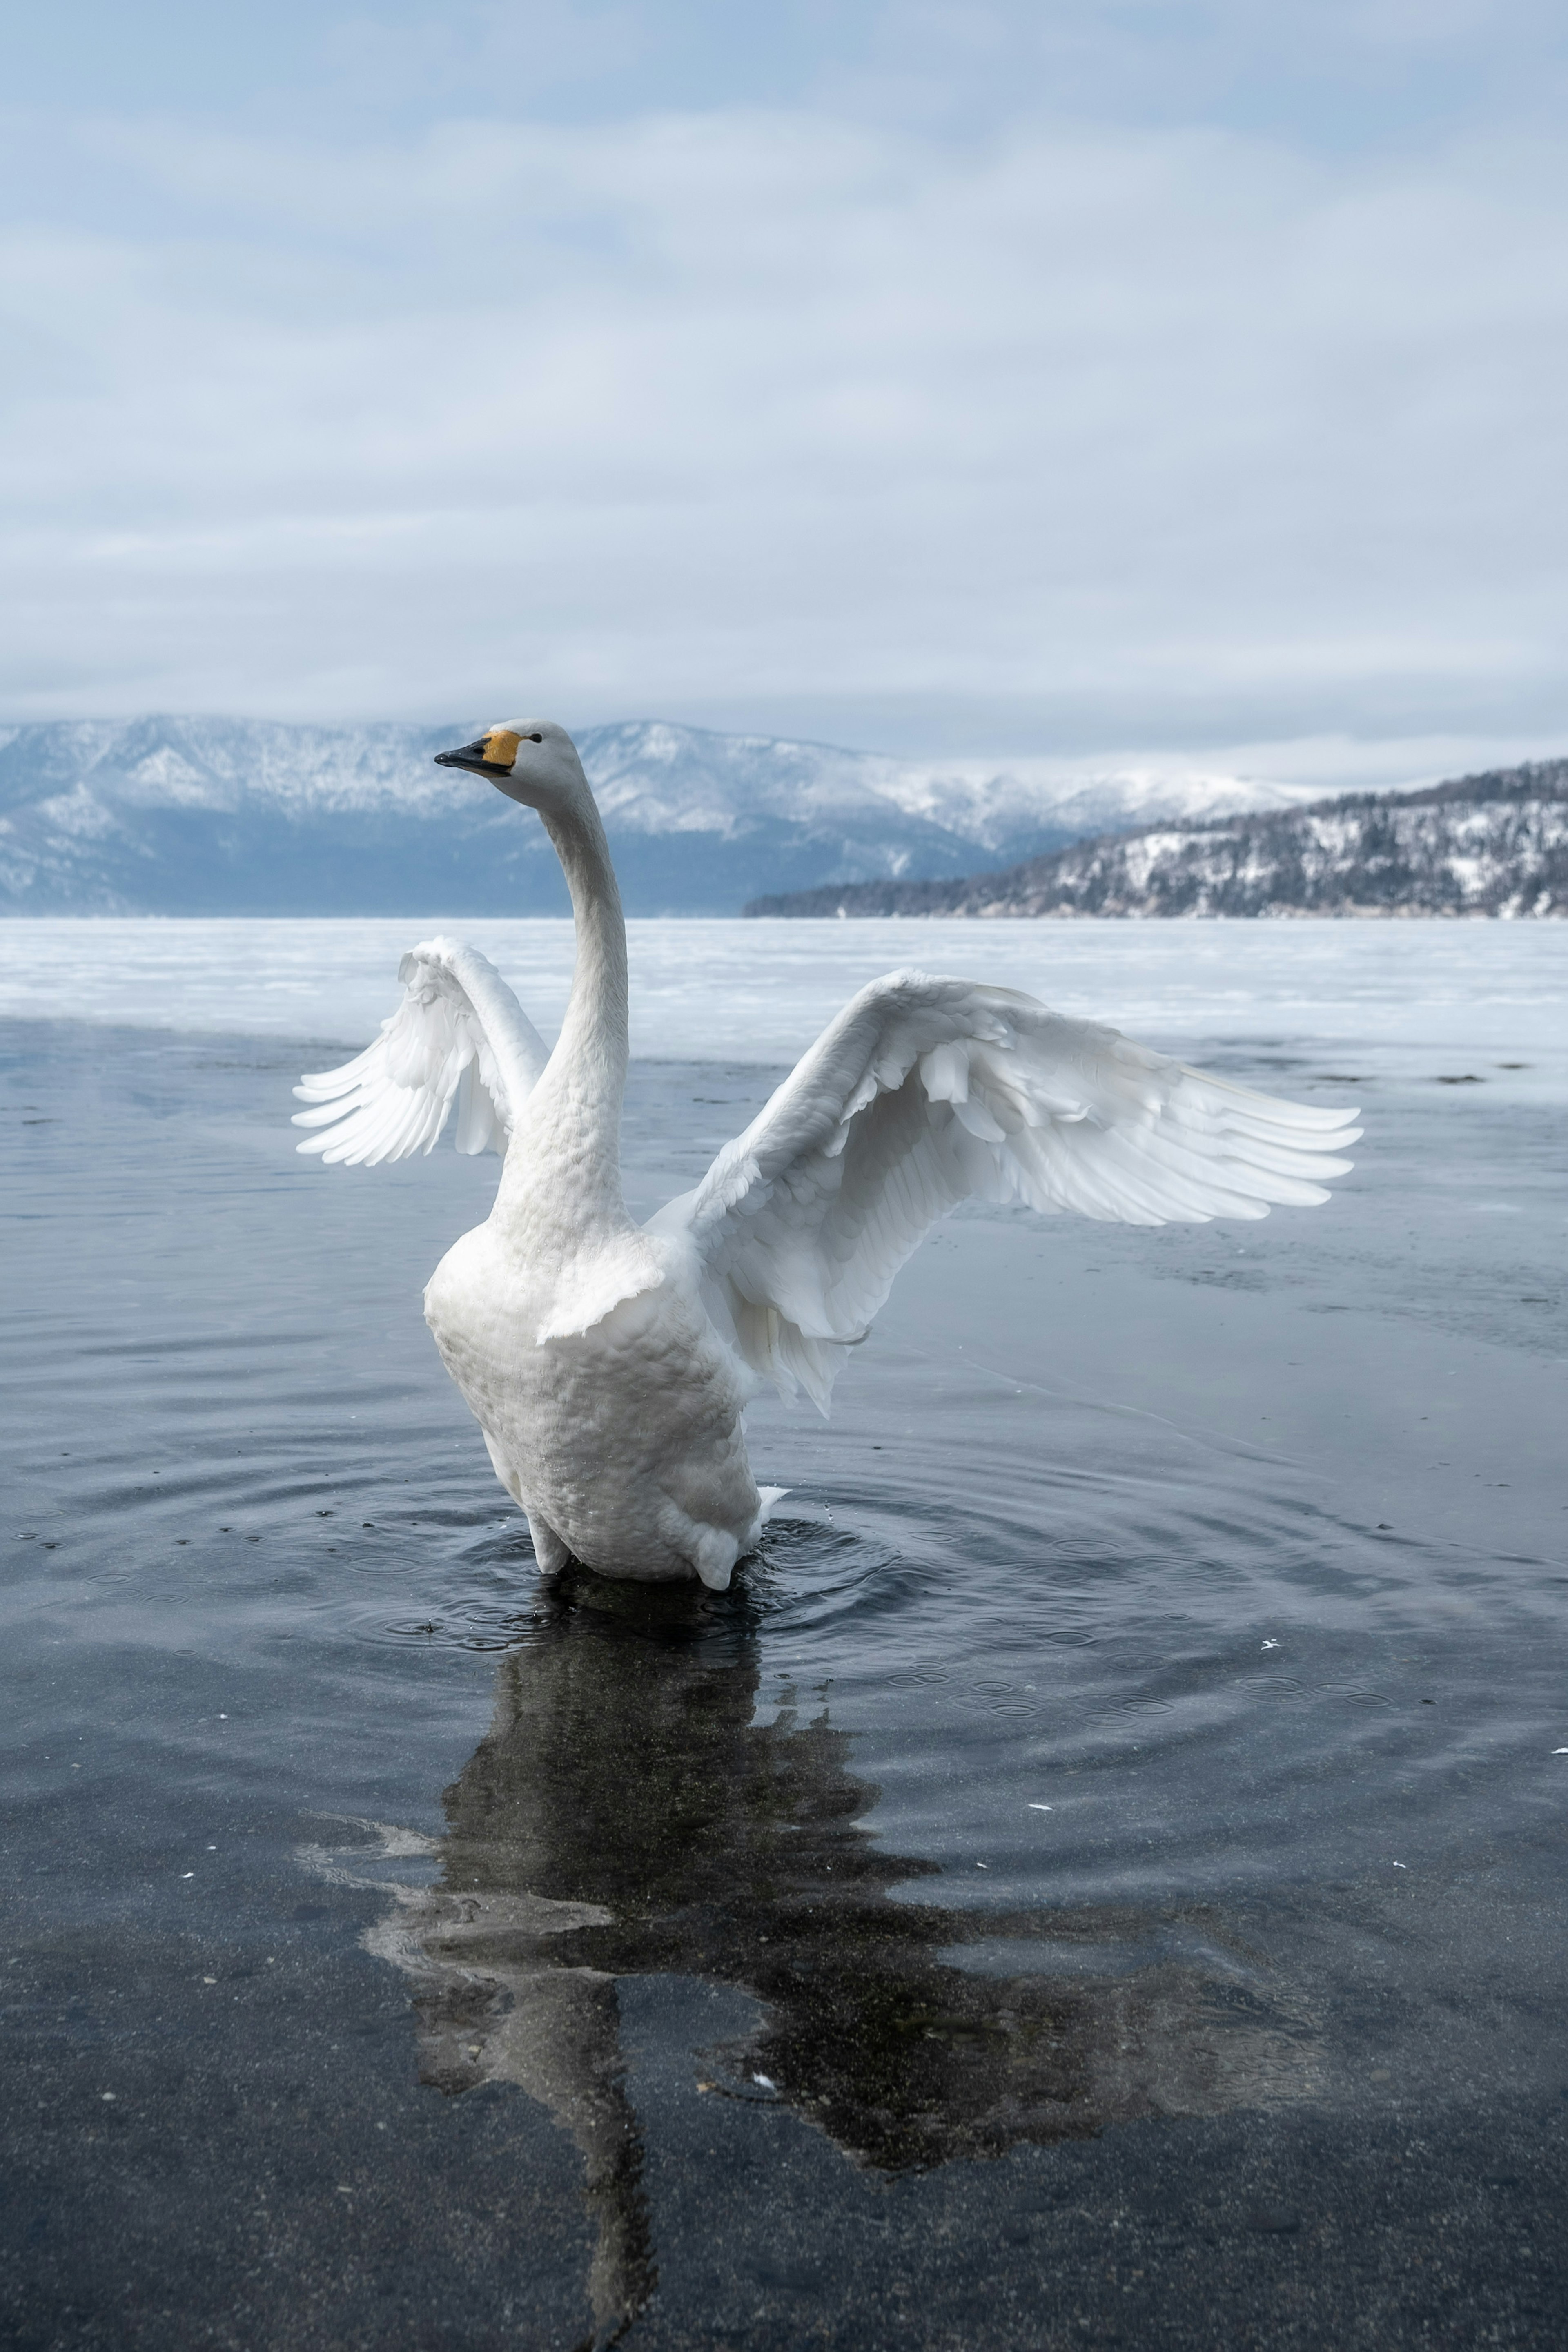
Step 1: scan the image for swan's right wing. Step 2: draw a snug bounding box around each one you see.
[292,937,549,1166]
[653,969,1361,1411]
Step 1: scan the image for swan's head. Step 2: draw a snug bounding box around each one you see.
[434,720,588,812]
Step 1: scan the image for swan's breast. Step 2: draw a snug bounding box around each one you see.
[423,1224,521,1358]
[424,1227,758,1564]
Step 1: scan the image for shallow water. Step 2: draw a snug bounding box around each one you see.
[3,1009,1566,2348]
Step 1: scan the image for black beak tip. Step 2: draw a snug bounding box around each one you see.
[434,738,506,777]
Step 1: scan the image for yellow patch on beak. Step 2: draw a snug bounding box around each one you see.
[484,728,522,767]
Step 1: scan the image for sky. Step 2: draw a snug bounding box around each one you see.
[3,0,1568,782]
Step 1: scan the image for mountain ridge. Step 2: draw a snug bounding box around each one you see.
[0,714,1324,917]
[743,760,1568,921]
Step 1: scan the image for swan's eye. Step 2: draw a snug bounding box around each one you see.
[526,732,542,742]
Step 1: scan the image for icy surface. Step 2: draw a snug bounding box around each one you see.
[4,914,1566,1091]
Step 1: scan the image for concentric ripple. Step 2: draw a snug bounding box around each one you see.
[6,1024,1565,1930]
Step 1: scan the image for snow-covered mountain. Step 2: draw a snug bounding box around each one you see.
[746,761,1568,919]
[0,714,1321,916]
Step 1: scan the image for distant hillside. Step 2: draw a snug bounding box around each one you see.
[745,760,1568,920]
[0,714,1318,917]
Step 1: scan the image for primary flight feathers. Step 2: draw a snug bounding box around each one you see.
[293,939,548,1166]
[296,954,1356,1412]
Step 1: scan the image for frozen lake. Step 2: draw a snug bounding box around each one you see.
[2,917,1566,2346]
[6,913,1568,1090]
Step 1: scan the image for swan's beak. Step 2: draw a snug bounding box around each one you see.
[434,729,519,778]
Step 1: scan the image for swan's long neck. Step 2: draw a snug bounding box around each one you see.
[497,788,631,1235]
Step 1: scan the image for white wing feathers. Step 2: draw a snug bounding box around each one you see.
[652,969,1360,1413]
[292,937,549,1166]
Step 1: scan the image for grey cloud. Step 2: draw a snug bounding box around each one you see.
[2,62,1567,770]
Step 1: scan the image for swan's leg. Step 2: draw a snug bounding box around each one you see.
[480,1427,572,1572]
[526,1512,572,1575]
[689,1526,740,1592]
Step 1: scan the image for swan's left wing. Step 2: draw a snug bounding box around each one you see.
[292,937,548,1166]
[650,968,1360,1411]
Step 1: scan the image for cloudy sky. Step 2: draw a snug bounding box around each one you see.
[4,0,1567,780]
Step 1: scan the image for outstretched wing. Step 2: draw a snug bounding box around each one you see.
[650,968,1360,1412]
[292,936,549,1166]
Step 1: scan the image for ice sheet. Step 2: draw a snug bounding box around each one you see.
[2,915,1565,1087]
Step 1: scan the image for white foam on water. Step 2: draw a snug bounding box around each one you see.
[3,915,1566,1086]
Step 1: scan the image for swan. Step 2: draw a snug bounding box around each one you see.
[294,720,1360,1590]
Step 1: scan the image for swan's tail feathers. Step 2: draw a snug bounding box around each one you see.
[292,939,547,1167]
[735,1487,789,1563]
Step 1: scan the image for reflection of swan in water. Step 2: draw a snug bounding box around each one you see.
[304,1569,1316,2345]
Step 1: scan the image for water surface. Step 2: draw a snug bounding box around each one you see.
[2,974,1566,2347]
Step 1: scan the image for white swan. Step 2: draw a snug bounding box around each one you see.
[294,720,1360,1590]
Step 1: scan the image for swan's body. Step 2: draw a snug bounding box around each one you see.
[295,721,1361,1589]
